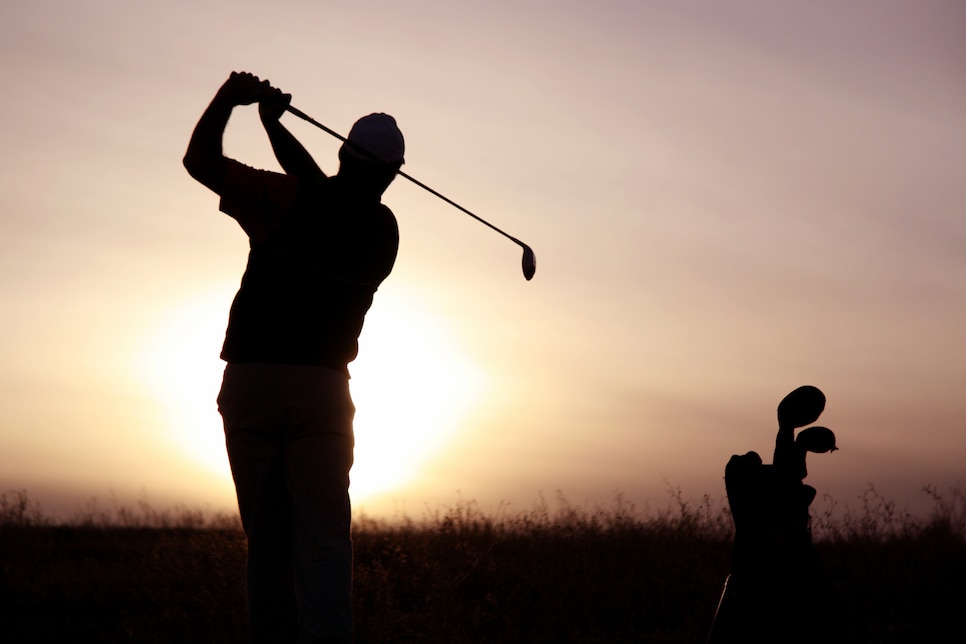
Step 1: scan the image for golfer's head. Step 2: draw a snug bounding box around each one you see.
[338,114,404,195]
[339,113,404,166]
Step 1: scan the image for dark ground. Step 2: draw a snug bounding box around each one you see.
[1,490,963,642]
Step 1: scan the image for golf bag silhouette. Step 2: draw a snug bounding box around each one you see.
[707,386,839,644]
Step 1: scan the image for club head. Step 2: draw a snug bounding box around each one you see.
[795,426,838,453]
[522,245,536,281]
[777,385,826,429]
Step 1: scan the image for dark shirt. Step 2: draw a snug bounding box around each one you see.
[218,160,398,374]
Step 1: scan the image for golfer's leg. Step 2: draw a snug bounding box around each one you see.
[285,372,355,644]
[219,366,298,643]
[288,433,353,644]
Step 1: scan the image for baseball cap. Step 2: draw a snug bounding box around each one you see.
[340,113,405,165]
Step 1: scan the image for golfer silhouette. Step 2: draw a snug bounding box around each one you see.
[184,72,404,643]
[707,386,840,644]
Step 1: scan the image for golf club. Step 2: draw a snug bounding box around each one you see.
[286,105,536,281]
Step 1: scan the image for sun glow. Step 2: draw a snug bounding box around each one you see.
[136,287,236,479]
[136,286,487,503]
[348,290,487,502]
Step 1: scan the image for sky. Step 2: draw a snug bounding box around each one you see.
[1,0,964,522]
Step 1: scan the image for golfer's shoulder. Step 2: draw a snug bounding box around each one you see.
[225,158,294,191]
[373,201,397,226]
[222,159,297,214]
[219,160,297,239]
[373,202,399,243]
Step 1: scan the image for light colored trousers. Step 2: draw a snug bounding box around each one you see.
[218,363,355,644]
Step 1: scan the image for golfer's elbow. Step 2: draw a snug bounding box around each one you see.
[183,151,225,193]
[182,150,199,176]
[182,146,207,179]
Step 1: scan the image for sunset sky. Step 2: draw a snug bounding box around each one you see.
[2,0,964,521]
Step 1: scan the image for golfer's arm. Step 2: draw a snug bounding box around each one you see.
[262,116,325,180]
[183,97,235,193]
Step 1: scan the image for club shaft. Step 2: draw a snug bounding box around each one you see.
[286,105,526,249]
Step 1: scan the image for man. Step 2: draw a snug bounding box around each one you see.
[183,71,403,643]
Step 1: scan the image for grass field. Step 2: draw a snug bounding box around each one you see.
[1,487,963,643]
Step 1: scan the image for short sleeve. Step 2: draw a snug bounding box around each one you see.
[219,159,298,242]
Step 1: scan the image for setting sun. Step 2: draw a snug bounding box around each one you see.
[136,286,236,479]
[135,284,486,503]
[342,288,488,502]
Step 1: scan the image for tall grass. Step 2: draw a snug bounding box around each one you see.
[0,489,241,531]
[809,485,966,642]
[1,485,963,642]
[351,489,734,643]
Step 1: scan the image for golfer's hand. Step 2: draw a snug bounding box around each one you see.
[216,71,272,106]
[259,85,292,122]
